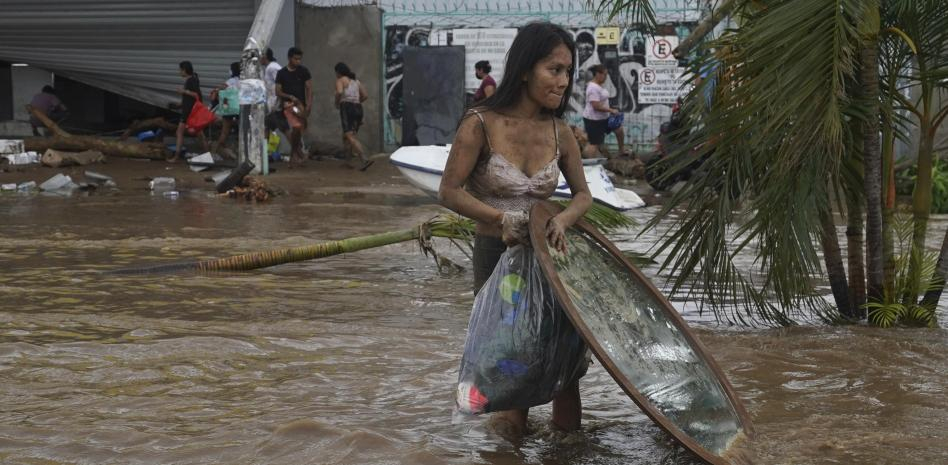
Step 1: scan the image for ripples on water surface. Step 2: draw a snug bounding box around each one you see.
[1,167,947,464]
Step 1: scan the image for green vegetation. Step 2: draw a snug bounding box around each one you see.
[896,156,948,214]
[866,214,939,327]
[593,0,948,326]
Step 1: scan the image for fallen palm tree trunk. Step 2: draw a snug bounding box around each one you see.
[27,104,71,138]
[26,105,166,160]
[109,204,633,275]
[119,117,179,141]
[24,136,166,160]
[118,228,422,274]
[119,116,222,141]
[110,216,473,275]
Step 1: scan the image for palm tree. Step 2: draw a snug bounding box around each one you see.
[589,0,948,325]
[114,204,635,274]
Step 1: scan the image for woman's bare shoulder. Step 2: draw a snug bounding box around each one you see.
[465,106,491,116]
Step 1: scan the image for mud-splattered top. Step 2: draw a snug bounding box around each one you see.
[464,110,561,213]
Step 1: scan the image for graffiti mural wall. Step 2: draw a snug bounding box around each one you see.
[383,23,694,150]
[384,25,432,146]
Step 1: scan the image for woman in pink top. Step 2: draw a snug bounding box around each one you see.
[439,22,592,438]
[582,64,626,158]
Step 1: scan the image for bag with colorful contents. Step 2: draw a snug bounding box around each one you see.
[456,245,587,415]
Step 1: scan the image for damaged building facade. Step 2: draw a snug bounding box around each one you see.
[0,0,295,139]
[1,0,705,156]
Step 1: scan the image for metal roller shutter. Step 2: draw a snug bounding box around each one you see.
[0,0,256,108]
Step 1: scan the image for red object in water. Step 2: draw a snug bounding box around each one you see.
[186,101,216,135]
[456,382,489,414]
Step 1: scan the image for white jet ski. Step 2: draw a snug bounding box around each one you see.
[389,145,645,211]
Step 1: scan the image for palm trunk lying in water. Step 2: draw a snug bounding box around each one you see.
[112,203,634,274]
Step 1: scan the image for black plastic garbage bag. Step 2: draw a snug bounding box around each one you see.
[456,245,587,414]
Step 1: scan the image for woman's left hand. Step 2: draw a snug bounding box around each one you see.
[545,215,568,253]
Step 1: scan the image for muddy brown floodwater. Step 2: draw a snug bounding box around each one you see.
[1,158,947,464]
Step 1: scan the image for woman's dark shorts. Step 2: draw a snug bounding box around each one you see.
[179,108,192,125]
[266,110,289,132]
[340,102,364,133]
[473,234,507,294]
[583,117,612,145]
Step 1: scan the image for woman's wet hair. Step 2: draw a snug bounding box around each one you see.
[589,64,607,76]
[475,60,492,73]
[334,62,356,79]
[470,22,575,118]
[230,62,240,78]
[179,60,195,76]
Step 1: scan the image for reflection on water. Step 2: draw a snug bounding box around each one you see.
[1,170,948,464]
[552,229,744,456]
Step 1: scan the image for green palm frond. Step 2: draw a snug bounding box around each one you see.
[428,214,476,245]
[642,0,868,325]
[587,0,658,30]
[867,212,939,327]
[866,301,904,328]
[883,0,948,88]
[562,200,636,232]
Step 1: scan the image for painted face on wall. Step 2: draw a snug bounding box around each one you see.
[575,32,595,65]
[525,43,572,111]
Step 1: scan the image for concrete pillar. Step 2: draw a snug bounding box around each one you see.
[239,0,285,175]
[297,4,383,154]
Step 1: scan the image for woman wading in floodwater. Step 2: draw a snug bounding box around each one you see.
[438,22,592,436]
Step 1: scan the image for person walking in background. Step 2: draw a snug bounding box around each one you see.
[261,48,282,158]
[581,64,626,158]
[261,47,281,113]
[28,85,69,136]
[334,62,372,171]
[211,61,241,156]
[472,60,496,104]
[275,46,312,165]
[170,60,208,162]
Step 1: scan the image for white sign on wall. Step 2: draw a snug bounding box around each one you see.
[640,35,687,104]
[451,28,518,91]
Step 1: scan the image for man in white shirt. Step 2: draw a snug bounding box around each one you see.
[262,48,282,112]
[582,64,625,158]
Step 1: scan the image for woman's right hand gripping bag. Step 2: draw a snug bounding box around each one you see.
[456,245,587,415]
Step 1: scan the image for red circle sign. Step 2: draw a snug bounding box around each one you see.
[641,68,656,85]
[652,39,672,59]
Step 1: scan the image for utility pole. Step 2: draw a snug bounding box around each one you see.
[239,0,285,175]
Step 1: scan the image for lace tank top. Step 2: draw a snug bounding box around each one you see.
[465,111,561,213]
[341,79,360,104]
